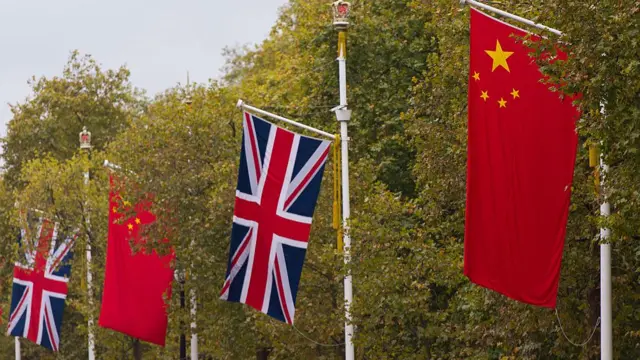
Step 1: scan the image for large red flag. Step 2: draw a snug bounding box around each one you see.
[464,9,579,308]
[98,176,174,345]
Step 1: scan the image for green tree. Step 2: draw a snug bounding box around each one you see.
[1,51,144,186]
[1,0,637,358]
[0,154,112,359]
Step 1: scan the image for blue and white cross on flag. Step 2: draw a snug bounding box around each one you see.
[7,216,76,351]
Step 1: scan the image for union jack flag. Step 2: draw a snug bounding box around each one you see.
[7,217,76,351]
[220,112,331,324]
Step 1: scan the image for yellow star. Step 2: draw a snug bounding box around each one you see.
[485,40,514,72]
[123,200,132,207]
[498,98,507,108]
[135,218,141,225]
[510,88,520,99]
[480,90,489,101]
[112,206,117,213]
[127,223,134,231]
[472,71,480,81]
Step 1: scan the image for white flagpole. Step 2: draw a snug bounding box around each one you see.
[190,287,198,360]
[15,338,20,360]
[182,77,199,360]
[189,239,197,360]
[600,159,612,360]
[598,106,612,360]
[80,127,96,360]
[332,2,354,359]
[459,0,613,357]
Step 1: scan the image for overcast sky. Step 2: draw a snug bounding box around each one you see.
[0,0,288,137]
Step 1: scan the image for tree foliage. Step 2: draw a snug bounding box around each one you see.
[1,51,144,186]
[1,0,638,359]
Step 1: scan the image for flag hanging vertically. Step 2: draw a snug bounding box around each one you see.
[8,216,76,351]
[98,176,174,346]
[464,9,579,308]
[220,112,331,324]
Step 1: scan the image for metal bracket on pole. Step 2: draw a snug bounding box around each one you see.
[334,109,352,123]
[330,104,347,112]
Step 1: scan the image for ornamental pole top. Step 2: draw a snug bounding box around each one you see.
[183,71,193,107]
[332,1,351,30]
[79,126,92,149]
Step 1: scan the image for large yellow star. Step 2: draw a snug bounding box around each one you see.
[498,98,507,108]
[510,88,520,99]
[485,40,514,72]
[135,218,141,225]
[472,71,480,81]
[127,223,134,231]
[480,91,489,101]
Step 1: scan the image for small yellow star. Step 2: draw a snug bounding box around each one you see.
[498,98,507,108]
[510,88,520,99]
[485,40,514,72]
[135,218,141,225]
[472,71,480,81]
[127,223,134,231]
[112,206,117,213]
[480,90,489,101]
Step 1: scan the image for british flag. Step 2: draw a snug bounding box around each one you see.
[220,112,332,324]
[7,217,76,351]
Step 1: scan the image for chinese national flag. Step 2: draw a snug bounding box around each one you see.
[464,9,579,308]
[98,176,174,345]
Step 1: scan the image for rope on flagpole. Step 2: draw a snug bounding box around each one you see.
[554,308,600,347]
[292,324,345,347]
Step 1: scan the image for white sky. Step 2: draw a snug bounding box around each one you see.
[0,0,289,137]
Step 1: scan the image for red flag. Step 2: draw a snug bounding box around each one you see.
[98,176,174,345]
[464,9,579,308]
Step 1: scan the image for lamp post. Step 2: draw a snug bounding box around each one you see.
[79,126,96,360]
[598,103,612,360]
[331,2,354,360]
[182,81,198,360]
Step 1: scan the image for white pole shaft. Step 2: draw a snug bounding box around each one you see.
[190,288,198,360]
[84,169,96,360]
[460,0,563,36]
[338,50,355,360]
[15,338,20,360]
[189,237,198,360]
[339,61,347,106]
[236,100,336,140]
[600,160,612,360]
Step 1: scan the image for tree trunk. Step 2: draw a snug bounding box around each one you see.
[133,338,143,360]
[257,347,270,360]
[180,287,187,359]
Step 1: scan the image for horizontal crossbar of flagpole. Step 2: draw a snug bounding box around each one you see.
[103,160,121,170]
[236,100,336,140]
[460,0,563,36]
